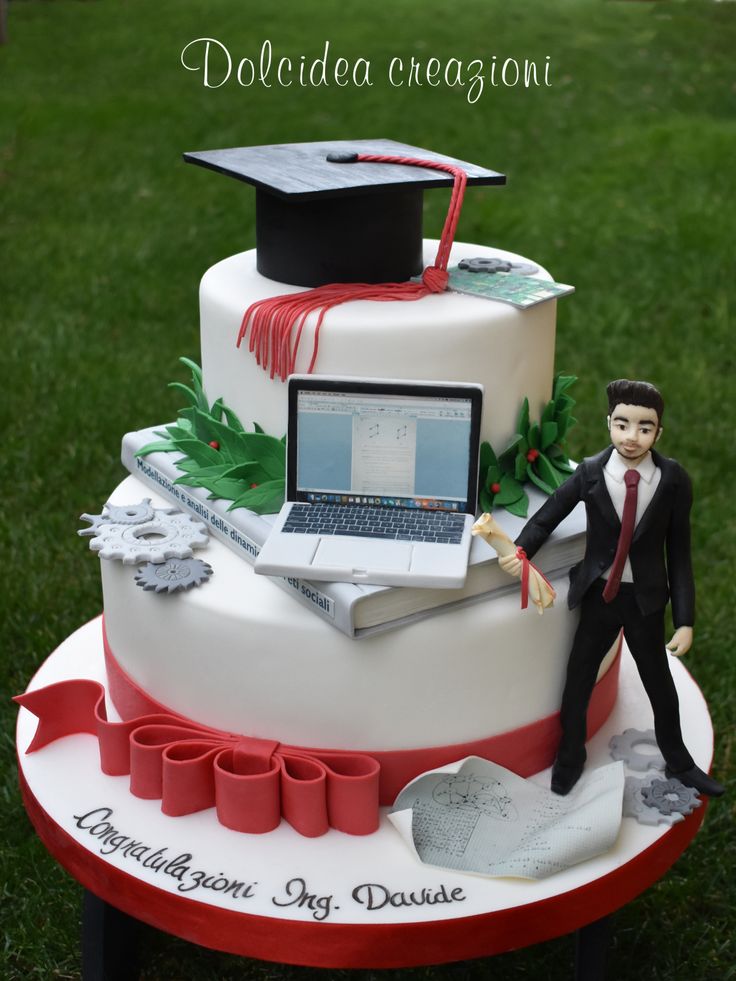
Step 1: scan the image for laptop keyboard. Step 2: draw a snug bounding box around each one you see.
[282,503,467,544]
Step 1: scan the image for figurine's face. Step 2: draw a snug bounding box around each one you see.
[607,402,661,465]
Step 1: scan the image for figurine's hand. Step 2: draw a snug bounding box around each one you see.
[499,553,523,578]
[666,626,693,658]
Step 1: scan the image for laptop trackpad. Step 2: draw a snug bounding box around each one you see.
[312,538,413,573]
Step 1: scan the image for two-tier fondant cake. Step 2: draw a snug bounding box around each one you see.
[90,141,621,835]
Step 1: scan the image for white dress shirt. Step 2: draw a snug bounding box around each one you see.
[602,450,661,582]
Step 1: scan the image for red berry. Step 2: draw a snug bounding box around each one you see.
[208,440,220,450]
[250,483,258,489]
[526,448,540,462]
[490,482,501,495]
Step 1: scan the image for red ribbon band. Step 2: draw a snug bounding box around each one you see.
[14,681,379,838]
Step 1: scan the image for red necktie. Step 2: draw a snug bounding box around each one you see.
[602,468,641,603]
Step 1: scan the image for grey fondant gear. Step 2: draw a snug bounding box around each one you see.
[622,774,683,827]
[135,558,214,594]
[103,499,156,525]
[640,778,701,817]
[86,509,209,565]
[457,257,540,276]
[78,498,161,538]
[78,512,109,537]
[609,728,666,772]
[458,257,512,274]
[506,260,540,276]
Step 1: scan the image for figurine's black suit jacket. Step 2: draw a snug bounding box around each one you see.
[516,446,695,627]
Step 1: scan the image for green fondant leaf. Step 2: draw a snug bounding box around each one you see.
[209,397,226,423]
[517,397,530,435]
[179,356,203,384]
[228,478,286,515]
[479,441,497,475]
[221,405,246,433]
[514,453,529,482]
[528,468,556,496]
[170,438,224,467]
[484,464,501,489]
[479,487,494,514]
[555,393,576,414]
[541,399,556,426]
[205,478,261,501]
[171,459,203,476]
[504,490,529,518]
[177,358,209,412]
[541,420,558,449]
[168,382,200,406]
[536,453,567,490]
[136,439,176,456]
[235,432,287,480]
[499,433,524,461]
[556,410,572,439]
[528,423,541,450]
[253,421,265,435]
[494,474,524,506]
[553,374,577,397]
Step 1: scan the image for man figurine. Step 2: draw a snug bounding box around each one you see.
[500,379,724,797]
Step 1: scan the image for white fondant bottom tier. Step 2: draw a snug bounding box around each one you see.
[101,477,618,755]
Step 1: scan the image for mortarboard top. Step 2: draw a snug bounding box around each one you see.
[184,139,505,288]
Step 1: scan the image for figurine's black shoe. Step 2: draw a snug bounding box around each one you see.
[550,760,584,796]
[665,765,725,798]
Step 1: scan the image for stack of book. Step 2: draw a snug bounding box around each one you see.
[122,426,586,638]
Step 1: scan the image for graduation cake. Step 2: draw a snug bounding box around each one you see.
[87,141,622,835]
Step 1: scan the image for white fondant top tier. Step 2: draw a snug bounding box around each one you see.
[199,241,557,450]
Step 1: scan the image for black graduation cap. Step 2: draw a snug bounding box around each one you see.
[184,139,505,288]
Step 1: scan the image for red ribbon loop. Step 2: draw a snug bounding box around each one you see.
[516,546,531,610]
[15,680,380,837]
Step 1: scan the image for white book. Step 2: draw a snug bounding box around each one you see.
[122,426,587,639]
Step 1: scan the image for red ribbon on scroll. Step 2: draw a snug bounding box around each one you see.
[14,681,380,838]
[515,546,555,612]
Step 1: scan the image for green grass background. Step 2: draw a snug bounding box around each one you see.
[1,1,734,977]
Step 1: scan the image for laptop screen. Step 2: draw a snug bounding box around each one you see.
[287,378,483,514]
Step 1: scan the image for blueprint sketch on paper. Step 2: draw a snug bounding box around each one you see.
[389,757,624,880]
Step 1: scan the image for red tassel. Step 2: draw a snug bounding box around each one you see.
[236,153,468,380]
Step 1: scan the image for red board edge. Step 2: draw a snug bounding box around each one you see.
[17,764,706,969]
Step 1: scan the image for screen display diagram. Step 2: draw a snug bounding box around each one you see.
[296,389,474,511]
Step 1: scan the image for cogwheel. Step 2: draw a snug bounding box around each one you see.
[640,778,701,817]
[78,512,109,537]
[135,558,213,594]
[609,728,666,772]
[506,260,540,277]
[87,510,209,565]
[78,498,158,537]
[622,774,683,827]
[103,499,156,525]
[458,257,512,274]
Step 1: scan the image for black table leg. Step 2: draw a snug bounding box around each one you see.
[82,890,141,981]
[574,914,611,981]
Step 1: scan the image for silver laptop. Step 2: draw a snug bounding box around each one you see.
[254,375,483,588]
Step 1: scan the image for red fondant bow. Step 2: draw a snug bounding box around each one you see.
[14,681,379,837]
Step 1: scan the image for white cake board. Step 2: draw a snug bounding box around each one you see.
[16,617,713,968]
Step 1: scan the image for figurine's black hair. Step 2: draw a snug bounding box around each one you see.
[606,379,664,424]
